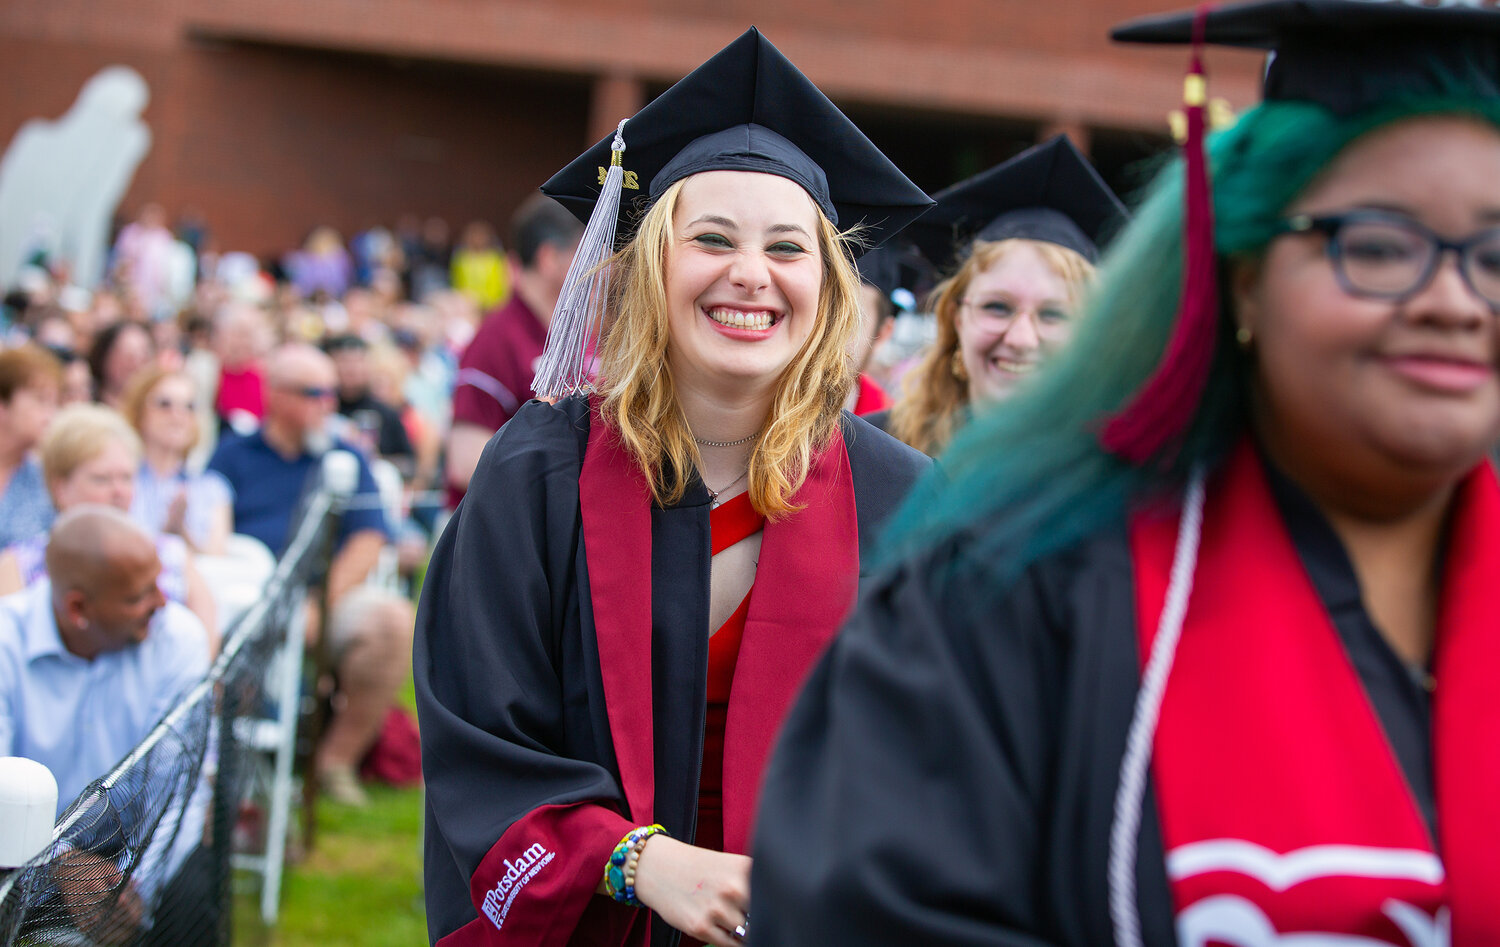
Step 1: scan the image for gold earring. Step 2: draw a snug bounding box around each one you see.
[1235,326,1253,350]
[950,348,968,381]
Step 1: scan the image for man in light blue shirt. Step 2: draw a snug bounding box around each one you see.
[0,507,210,943]
[0,507,208,809]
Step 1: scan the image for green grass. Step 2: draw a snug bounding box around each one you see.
[232,679,427,945]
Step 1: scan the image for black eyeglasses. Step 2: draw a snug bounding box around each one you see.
[1275,210,1500,309]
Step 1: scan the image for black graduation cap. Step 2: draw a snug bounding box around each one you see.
[857,241,932,309]
[532,27,932,398]
[907,135,1127,274]
[856,244,902,297]
[540,27,933,254]
[1112,0,1500,117]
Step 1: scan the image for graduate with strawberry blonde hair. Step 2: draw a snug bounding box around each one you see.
[884,135,1126,455]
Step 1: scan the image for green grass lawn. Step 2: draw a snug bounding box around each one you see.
[232,680,427,945]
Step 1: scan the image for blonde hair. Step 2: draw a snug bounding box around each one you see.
[596,177,864,518]
[888,238,1094,455]
[366,342,409,406]
[120,366,200,455]
[40,403,142,500]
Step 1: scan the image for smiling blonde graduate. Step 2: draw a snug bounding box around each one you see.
[414,28,932,947]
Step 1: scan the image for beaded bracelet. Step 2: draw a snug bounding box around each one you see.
[604,824,669,907]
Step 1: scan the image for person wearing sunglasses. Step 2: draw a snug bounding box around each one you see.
[208,343,413,807]
[752,2,1500,943]
[121,366,232,556]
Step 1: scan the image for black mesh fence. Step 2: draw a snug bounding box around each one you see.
[0,476,345,947]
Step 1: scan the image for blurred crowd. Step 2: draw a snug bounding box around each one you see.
[0,202,517,815]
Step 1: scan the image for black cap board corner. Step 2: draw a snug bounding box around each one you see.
[1111,0,1500,116]
[856,240,933,302]
[540,27,933,256]
[907,134,1128,274]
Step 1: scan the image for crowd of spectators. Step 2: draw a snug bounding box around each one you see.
[0,201,539,829]
[0,199,554,938]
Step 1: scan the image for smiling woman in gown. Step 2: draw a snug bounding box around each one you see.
[413,29,931,947]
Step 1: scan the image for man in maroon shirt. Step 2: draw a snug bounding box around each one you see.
[445,196,581,507]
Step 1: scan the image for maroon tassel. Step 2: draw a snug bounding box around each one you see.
[1100,5,1217,465]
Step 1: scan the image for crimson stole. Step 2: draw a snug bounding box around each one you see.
[1131,440,1500,944]
[582,413,860,854]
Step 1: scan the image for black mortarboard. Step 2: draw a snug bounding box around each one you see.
[907,135,1127,274]
[1112,0,1500,117]
[533,27,932,397]
[856,244,902,298]
[541,27,932,253]
[857,241,932,309]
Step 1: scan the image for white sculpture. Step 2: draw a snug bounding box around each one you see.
[0,66,152,291]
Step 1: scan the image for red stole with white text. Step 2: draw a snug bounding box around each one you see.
[1130,440,1500,946]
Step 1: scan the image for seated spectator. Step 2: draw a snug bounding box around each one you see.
[0,346,62,548]
[364,341,442,578]
[44,346,94,406]
[28,306,78,352]
[350,225,397,289]
[210,301,268,435]
[208,343,412,806]
[449,220,508,311]
[405,216,451,302]
[0,404,218,652]
[340,286,390,345]
[323,333,415,473]
[111,203,184,322]
[88,320,154,410]
[370,338,440,492]
[283,226,353,301]
[0,506,211,946]
[390,300,457,435]
[122,367,233,556]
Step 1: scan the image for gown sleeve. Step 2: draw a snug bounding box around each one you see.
[750,544,1070,946]
[415,402,638,946]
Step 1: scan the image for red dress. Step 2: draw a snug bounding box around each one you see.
[695,490,764,855]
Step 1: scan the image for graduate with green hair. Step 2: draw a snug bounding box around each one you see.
[751,2,1500,943]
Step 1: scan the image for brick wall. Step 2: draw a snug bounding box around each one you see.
[0,0,1263,265]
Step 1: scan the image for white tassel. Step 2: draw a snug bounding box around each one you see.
[533,119,629,399]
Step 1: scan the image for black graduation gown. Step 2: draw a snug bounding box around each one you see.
[750,457,1438,946]
[415,395,928,947]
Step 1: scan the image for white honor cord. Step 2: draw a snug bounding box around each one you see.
[1107,466,1206,947]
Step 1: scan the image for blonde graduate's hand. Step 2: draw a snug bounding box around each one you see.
[632,835,750,947]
